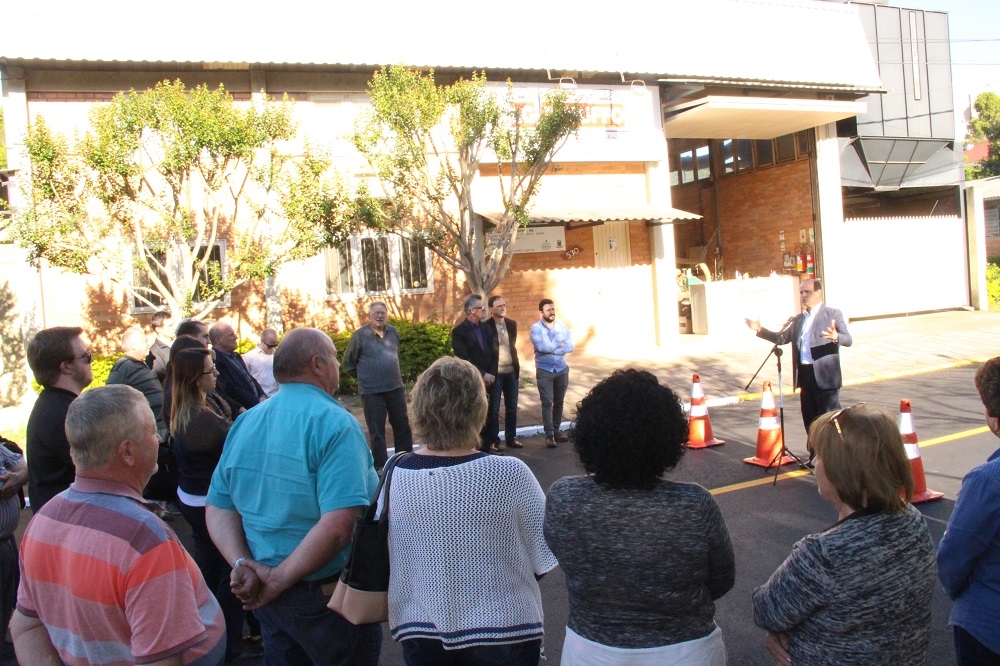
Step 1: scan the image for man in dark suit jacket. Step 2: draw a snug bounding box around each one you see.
[484,295,522,449]
[209,321,267,414]
[451,293,499,452]
[746,279,852,463]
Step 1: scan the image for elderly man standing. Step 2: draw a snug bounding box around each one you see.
[243,328,280,397]
[342,302,413,471]
[451,294,500,453]
[207,328,381,665]
[107,325,167,440]
[209,321,267,413]
[25,326,93,513]
[11,385,226,665]
[531,298,574,448]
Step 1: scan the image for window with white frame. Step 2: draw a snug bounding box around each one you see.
[325,233,432,296]
[986,206,1000,238]
[131,241,230,312]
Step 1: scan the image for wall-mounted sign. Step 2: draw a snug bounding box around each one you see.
[512,226,567,254]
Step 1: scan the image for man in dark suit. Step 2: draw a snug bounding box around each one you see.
[746,278,852,463]
[209,321,267,414]
[451,294,499,452]
[484,295,522,449]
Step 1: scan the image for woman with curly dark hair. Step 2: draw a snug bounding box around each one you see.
[544,369,735,665]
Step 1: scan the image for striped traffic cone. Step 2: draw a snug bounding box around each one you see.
[745,382,794,467]
[686,374,724,448]
[898,400,943,503]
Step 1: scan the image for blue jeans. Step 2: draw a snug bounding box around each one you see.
[253,581,381,665]
[955,625,1000,666]
[536,367,569,436]
[402,638,541,666]
[361,387,413,468]
[490,372,519,444]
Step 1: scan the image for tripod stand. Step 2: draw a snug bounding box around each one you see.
[745,318,810,485]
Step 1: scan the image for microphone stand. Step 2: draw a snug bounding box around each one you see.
[745,316,809,485]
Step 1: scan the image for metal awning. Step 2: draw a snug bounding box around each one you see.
[663,96,869,140]
[480,203,700,226]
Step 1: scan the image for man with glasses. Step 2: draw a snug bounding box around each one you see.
[25,326,94,513]
[745,278,852,464]
[451,294,500,452]
[485,295,523,449]
[243,328,280,397]
[531,298,574,448]
[343,302,413,471]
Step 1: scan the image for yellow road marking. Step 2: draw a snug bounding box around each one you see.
[709,426,990,496]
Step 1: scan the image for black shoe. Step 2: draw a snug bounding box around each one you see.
[805,454,815,469]
[545,435,557,448]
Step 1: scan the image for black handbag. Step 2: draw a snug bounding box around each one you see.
[142,438,179,503]
[327,452,406,624]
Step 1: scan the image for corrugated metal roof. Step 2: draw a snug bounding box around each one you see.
[481,204,701,224]
[0,0,882,90]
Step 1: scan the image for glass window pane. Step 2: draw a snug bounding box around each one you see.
[720,140,735,175]
[134,250,167,309]
[361,237,390,292]
[755,139,774,167]
[192,244,223,303]
[325,244,354,294]
[695,145,711,180]
[680,150,694,183]
[776,134,796,162]
[399,238,428,290]
[737,140,753,171]
[797,129,814,156]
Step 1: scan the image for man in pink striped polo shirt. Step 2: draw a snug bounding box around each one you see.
[11,385,226,666]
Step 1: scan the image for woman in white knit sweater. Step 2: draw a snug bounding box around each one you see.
[386,356,557,666]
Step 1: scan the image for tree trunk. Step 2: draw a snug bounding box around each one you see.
[265,275,283,334]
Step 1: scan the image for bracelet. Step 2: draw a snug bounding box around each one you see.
[233,557,250,569]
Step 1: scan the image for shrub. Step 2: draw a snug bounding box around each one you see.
[330,319,453,395]
[988,263,1000,306]
[236,338,257,355]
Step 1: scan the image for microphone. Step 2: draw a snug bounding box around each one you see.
[778,315,795,332]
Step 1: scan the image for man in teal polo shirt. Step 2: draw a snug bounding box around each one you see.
[207,328,380,665]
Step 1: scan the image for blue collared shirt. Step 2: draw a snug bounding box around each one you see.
[530,320,574,373]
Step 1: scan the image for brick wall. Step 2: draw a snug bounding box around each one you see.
[716,160,813,278]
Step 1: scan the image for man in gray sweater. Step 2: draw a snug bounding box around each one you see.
[342,301,413,470]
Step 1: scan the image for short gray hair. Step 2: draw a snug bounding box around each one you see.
[66,385,149,469]
[462,294,483,315]
[273,328,335,383]
[410,357,487,451]
[121,326,147,353]
[369,301,388,313]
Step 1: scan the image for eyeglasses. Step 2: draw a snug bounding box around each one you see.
[470,306,484,311]
[264,343,278,350]
[826,403,866,441]
[71,351,93,364]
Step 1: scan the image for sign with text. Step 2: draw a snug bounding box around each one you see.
[511,226,567,254]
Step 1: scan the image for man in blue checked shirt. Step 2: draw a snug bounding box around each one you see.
[530,298,574,448]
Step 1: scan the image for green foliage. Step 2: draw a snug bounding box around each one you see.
[344,66,583,299]
[987,262,1000,307]
[0,107,6,171]
[968,92,1000,180]
[16,80,355,318]
[330,319,453,395]
[236,338,257,355]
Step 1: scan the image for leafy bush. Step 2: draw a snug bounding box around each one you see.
[236,338,257,355]
[988,263,1000,307]
[330,319,453,395]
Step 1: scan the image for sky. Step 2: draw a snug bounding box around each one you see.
[905,0,1000,133]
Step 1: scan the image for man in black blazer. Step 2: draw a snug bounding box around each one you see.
[746,279,852,463]
[209,321,267,414]
[451,293,499,452]
[485,295,522,449]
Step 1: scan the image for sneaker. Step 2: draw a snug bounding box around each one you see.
[554,432,570,443]
[545,435,557,448]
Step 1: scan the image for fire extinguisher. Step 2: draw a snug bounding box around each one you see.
[806,249,815,278]
[795,246,805,273]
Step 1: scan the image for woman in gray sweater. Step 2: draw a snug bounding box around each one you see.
[544,369,735,665]
[752,404,936,665]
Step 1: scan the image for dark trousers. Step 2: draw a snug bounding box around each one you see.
[537,367,569,436]
[361,388,413,469]
[177,502,246,660]
[955,626,1000,666]
[402,638,541,666]
[797,364,841,436]
[490,372,519,444]
[0,535,17,656]
[253,581,381,666]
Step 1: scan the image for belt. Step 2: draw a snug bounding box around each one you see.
[293,571,341,593]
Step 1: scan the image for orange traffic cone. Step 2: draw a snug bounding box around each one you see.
[745,382,794,467]
[898,400,943,503]
[686,374,724,448]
